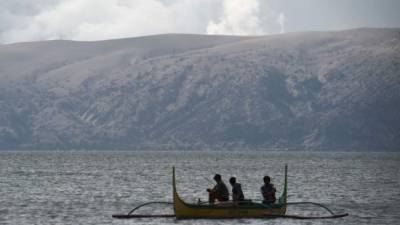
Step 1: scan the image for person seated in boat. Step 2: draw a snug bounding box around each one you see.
[229,177,245,203]
[207,174,229,203]
[261,175,276,204]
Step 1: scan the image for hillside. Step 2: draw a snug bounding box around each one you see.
[0,28,399,150]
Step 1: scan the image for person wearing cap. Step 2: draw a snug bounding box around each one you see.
[261,175,276,204]
[206,174,229,203]
[229,177,245,203]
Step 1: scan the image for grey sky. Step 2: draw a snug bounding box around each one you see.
[1,0,399,44]
[269,0,400,32]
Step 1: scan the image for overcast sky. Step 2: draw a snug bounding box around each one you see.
[1,0,399,44]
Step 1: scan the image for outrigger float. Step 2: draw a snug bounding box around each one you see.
[113,166,348,219]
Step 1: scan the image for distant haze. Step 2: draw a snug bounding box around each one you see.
[1,0,400,44]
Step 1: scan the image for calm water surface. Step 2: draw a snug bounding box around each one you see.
[1,151,399,225]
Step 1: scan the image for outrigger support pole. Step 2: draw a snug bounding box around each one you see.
[128,201,173,215]
[287,201,335,215]
[112,202,174,219]
[268,201,348,219]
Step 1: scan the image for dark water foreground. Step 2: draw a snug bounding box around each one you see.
[1,151,399,225]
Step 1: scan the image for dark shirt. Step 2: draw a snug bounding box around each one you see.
[214,181,229,200]
[261,183,276,203]
[232,183,245,201]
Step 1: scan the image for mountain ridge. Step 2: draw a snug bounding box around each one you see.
[0,28,399,150]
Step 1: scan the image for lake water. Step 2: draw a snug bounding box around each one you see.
[1,151,399,225]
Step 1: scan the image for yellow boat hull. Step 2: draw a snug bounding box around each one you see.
[172,166,288,218]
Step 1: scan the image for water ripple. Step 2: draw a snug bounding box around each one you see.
[0,151,399,225]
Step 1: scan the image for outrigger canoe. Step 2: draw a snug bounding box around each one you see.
[113,165,348,219]
[172,165,288,218]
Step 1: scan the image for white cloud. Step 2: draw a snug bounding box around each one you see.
[0,0,285,43]
[207,0,262,35]
[207,0,285,36]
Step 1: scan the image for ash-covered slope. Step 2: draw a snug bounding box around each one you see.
[0,28,399,150]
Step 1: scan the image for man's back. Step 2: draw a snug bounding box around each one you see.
[215,181,229,200]
[232,183,244,201]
